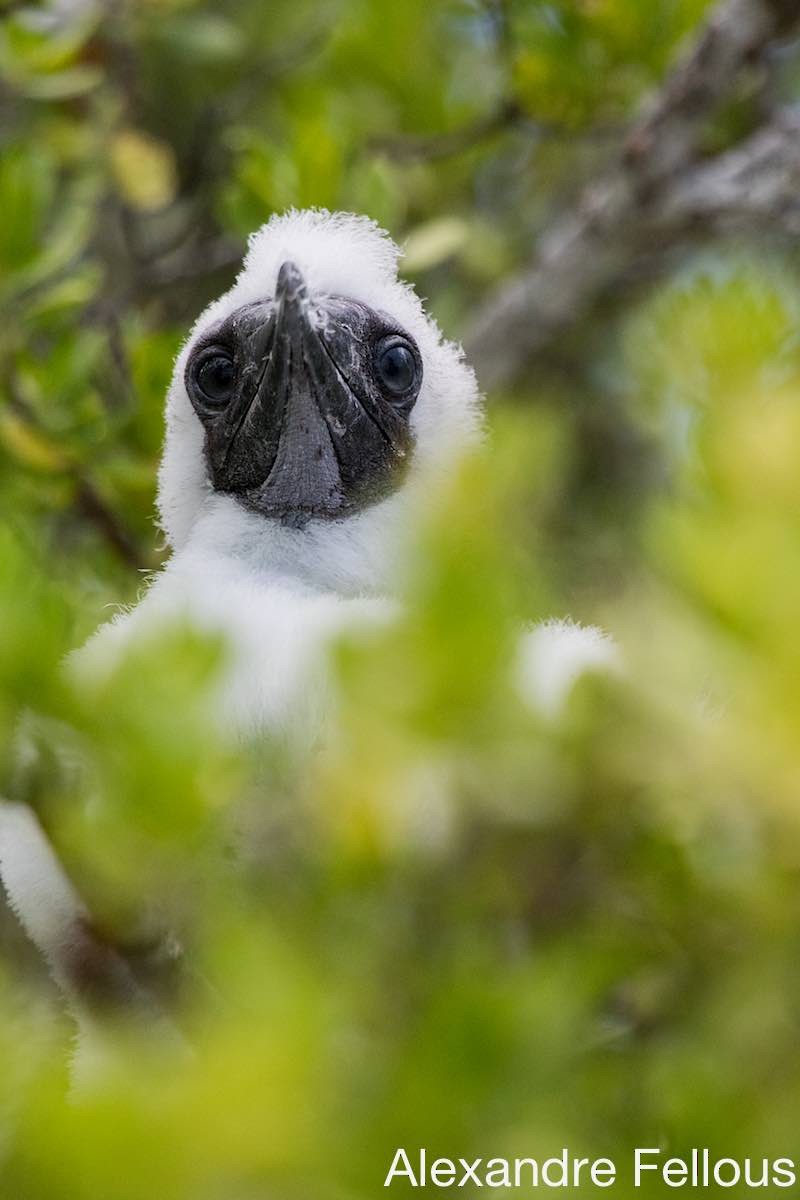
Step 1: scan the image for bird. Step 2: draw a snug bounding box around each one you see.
[73,209,488,742]
[73,208,614,736]
[0,209,616,1074]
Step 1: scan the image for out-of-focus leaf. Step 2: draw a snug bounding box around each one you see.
[0,7,100,80]
[110,129,178,212]
[20,64,104,99]
[0,147,55,273]
[403,216,469,272]
[152,13,246,62]
[0,412,69,473]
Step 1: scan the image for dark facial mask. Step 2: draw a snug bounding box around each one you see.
[184,261,422,528]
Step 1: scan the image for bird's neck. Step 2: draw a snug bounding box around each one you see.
[180,494,406,598]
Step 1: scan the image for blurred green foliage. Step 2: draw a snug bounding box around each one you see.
[5,0,800,1197]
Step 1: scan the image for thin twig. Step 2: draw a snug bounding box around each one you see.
[73,477,142,570]
[368,99,524,163]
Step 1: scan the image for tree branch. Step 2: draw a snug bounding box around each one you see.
[463,0,800,391]
[656,109,800,235]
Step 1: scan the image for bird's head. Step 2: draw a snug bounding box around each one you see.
[159,210,483,590]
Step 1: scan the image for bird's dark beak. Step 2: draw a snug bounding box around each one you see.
[190,259,417,527]
[272,261,347,505]
[241,260,349,525]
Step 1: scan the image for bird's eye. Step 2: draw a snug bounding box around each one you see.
[375,337,419,397]
[193,352,236,408]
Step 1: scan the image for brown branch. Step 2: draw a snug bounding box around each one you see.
[655,109,800,234]
[463,0,800,392]
[618,0,792,185]
[73,477,143,570]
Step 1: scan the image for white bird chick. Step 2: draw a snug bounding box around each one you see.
[75,209,488,742]
[74,209,613,741]
[1,211,616,1066]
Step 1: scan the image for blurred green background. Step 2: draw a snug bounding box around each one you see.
[5,0,800,1196]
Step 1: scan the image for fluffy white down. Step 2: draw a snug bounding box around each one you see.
[0,801,88,978]
[75,547,397,746]
[516,620,619,718]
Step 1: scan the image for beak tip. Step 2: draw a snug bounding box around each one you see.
[276,260,309,309]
